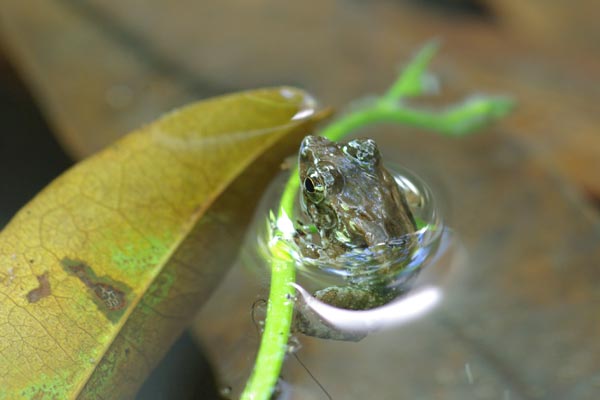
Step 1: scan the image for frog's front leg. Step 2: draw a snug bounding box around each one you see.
[293,223,346,259]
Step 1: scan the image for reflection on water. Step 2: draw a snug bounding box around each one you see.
[293,283,441,337]
[245,161,464,340]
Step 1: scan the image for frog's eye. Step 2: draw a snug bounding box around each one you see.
[304,177,316,193]
[343,138,380,165]
[303,170,326,203]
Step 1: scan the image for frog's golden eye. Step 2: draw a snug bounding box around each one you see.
[303,170,326,203]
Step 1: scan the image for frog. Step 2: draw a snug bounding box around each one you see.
[294,135,417,313]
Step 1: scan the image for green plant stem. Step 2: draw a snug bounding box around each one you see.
[241,250,295,400]
[278,167,299,220]
[383,40,440,100]
[321,96,513,141]
[241,43,514,400]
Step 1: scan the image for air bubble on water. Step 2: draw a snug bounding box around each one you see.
[251,298,268,334]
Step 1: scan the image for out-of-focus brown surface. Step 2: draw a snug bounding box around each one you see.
[1,0,599,399]
[1,0,599,194]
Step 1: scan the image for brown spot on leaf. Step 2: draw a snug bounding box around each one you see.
[60,258,132,323]
[26,272,51,303]
[66,262,94,287]
[93,283,126,311]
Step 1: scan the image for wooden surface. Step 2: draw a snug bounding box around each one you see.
[1,1,599,398]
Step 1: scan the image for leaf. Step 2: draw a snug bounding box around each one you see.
[0,87,323,399]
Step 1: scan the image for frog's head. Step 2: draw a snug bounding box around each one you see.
[298,136,382,199]
[298,135,388,247]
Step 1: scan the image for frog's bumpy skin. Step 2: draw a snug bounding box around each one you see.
[295,135,417,314]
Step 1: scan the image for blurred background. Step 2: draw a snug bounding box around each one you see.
[1,1,599,399]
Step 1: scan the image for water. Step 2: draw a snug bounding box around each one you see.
[197,144,466,397]
[194,128,593,399]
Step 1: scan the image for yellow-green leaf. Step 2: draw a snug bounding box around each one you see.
[0,87,322,399]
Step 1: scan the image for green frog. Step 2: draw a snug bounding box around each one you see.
[295,135,417,312]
